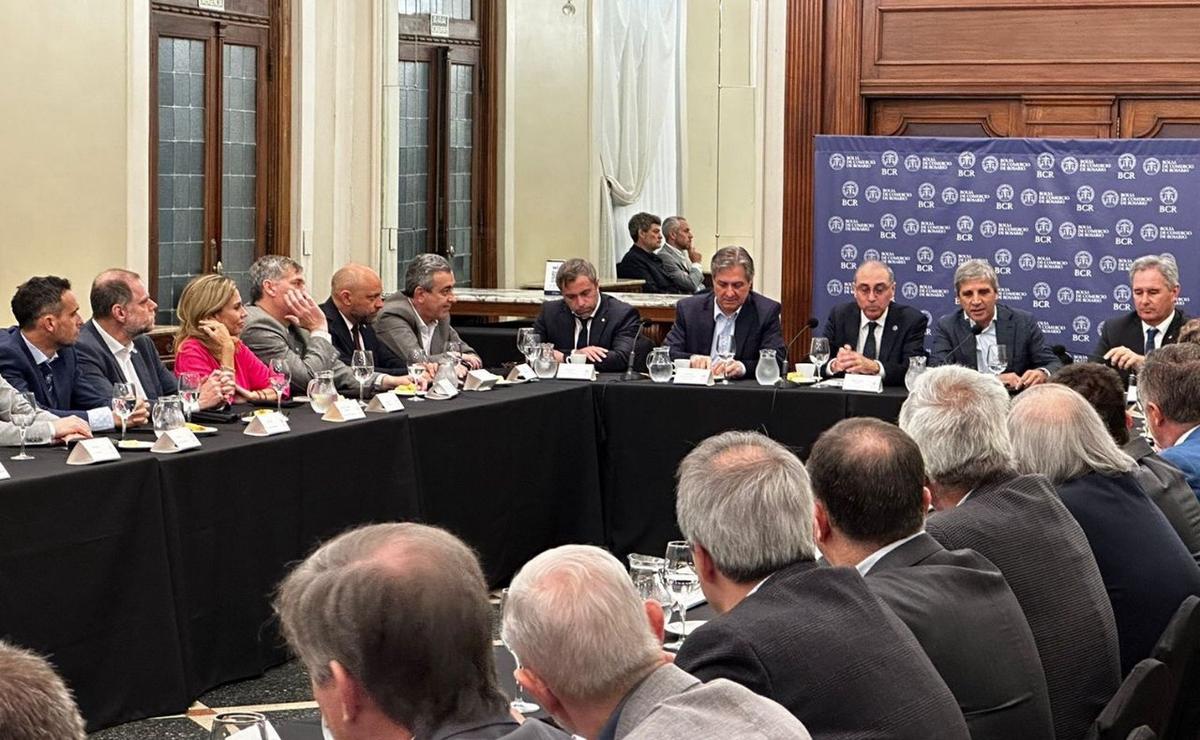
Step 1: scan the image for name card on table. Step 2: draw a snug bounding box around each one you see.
[151,428,201,454]
[67,437,121,466]
[555,363,597,381]
[366,392,404,413]
[244,411,290,437]
[673,368,714,386]
[843,374,883,393]
[432,378,459,397]
[323,399,367,422]
[463,369,500,391]
[508,364,537,381]
[0,462,9,481]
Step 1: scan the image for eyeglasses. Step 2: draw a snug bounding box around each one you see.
[854,284,893,297]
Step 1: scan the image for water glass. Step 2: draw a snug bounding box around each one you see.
[208,711,268,739]
[111,382,135,441]
[178,371,202,422]
[499,589,540,714]
[628,553,673,624]
[522,333,542,373]
[713,334,734,384]
[516,327,535,358]
[268,359,290,415]
[755,349,780,386]
[10,392,37,461]
[664,540,700,649]
[809,337,830,368]
[351,349,374,406]
[987,344,1008,376]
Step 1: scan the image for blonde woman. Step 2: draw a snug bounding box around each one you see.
[173,274,281,403]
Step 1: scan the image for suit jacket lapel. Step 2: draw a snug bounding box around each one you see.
[956,314,977,366]
[15,335,52,406]
[733,295,758,359]
[590,295,611,347]
[132,347,159,397]
[1164,311,1186,345]
[877,304,898,360]
[696,294,716,355]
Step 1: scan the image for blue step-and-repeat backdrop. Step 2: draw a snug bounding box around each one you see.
[812,136,1196,357]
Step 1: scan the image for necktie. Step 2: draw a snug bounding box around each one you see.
[351,323,363,351]
[576,318,591,350]
[38,360,55,405]
[863,322,878,360]
[1146,327,1159,354]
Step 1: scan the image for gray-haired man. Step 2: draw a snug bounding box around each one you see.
[0,641,87,740]
[659,216,704,293]
[375,254,481,374]
[1097,254,1189,379]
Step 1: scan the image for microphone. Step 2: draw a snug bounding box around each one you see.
[620,318,654,382]
[943,321,984,365]
[784,317,820,361]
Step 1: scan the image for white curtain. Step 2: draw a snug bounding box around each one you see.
[595,0,684,277]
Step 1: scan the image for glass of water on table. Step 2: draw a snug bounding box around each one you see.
[664,540,701,649]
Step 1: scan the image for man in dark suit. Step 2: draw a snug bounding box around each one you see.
[899,365,1121,740]
[820,261,927,386]
[531,258,639,373]
[1141,343,1200,502]
[664,246,786,379]
[76,269,227,407]
[0,276,147,430]
[809,417,1053,739]
[673,429,970,739]
[615,212,694,294]
[319,263,407,374]
[930,259,1060,390]
[1096,254,1188,382]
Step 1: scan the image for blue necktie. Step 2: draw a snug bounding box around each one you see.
[39,360,55,405]
[1146,327,1159,355]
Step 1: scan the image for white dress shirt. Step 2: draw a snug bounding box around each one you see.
[93,320,147,400]
[573,294,604,348]
[855,530,926,576]
[410,298,436,355]
[856,308,888,378]
[971,309,999,374]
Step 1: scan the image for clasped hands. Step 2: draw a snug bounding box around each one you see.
[551,346,609,364]
[688,355,745,379]
[829,345,881,376]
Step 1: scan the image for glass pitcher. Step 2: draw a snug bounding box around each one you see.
[755,349,780,386]
[152,395,186,437]
[532,343,559,379]
[905,355,928,393]
[306,371,337,413]
[647,347,674,383]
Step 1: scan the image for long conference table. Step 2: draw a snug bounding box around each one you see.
[0,377,906,731]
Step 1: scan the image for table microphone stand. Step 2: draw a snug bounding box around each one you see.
[619,320,652,382]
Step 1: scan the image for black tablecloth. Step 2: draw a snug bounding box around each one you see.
[0,378,905,730]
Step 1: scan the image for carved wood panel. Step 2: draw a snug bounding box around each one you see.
[1120,99,1200,138]
[870,99,1020,136]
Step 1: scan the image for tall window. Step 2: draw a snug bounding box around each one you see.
[150,1,285,325]
[383,0,491,290]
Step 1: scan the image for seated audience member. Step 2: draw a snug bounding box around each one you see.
[375,254,482,374]
[77,269,227,408]
[819,260,927,386]
[1139,343,1200,500]
[616,212,694,294]
[0,375,90,444]
[172,274,281,404]
[1051,363,1200,563]
[531,258,640,372]
[1009,384,1200,674]
[1179,317,1200,344]
[664,247,786,380]
[0,276,146,431]
[1096,254,1188,381]
[672,430,969,738]
[241,255,417,395]
[899,365,1120,740]
[930,259,1060,389]
[809,417,1053,740]
[320,264,407,373]
[275,523,566,740]
[659,216,705,293]
[0,641,86,740]
[502,544,810,740]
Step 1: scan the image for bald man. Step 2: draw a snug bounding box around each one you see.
[320,264,408,374]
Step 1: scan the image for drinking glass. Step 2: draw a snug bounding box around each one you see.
[755,349,780,386]
[904,355,927,393]
[809,337,830,368]
[986,344,1009,376]
[178,372,202,423]
[516,327,535,358]
[111,382,135,441]
[268,359,290,415]
[408,349,428,386]
[628,553,674,625]
[499,588,540,714]
[714,334,734,384]
[208,711,268,739]
[351,349,374,407]
[447,340,464,366]
[663,540,700,649]
[522,333,542,374]
[10,392,37,461]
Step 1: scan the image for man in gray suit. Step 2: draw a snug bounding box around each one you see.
[900,365,1121,740]
[659,216,704,293]
[0,375,89,446]
[809,417,1054,740]
[375,254,481,375]
[275,523,566,740]
[502,544,809,740]
[241,255,415,395]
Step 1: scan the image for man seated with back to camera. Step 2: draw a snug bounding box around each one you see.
[532,258,640,373]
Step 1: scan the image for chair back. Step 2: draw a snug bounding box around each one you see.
[1152,595,1200,740]
[1087,659,1171,740]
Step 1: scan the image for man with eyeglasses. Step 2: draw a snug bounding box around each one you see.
[819,261,928,386]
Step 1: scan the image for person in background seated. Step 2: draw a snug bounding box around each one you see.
[616,212,695,294]
[659,216,705,293]
[672,429,969,738]
[532,258,640,372]
[0,641,87,740]
[172,274,280,405]
[275,523,567,740]
[899,365,1119,740]
[0,375,90,445]
[320,264,407,374]
[1009,383,1200,675]
[0,276,146,431]
[664,246,786,380]
[77,268,228,408]
[242,255,418,396]
[1140,343,1200,501]
[502,544,811,740]
[819,261,927,386]
[1096,254,1188,381]
[930,259,1060,389]
[1051,362,1200,563]
[375,254,482,376]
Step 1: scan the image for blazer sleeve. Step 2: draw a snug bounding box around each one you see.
[664,302,692,361]
[674,622,775,700]
[446,324,478,360]
[67,356,111,418]
[241,319,345,393]
[1094,320,1115,359]
[0,378,57,445]
[595,303,640,373]
[374,308,423,362]
[1024,317,1062,374]
[881,310,929,379]
[75,341,117,400]
[929,317,955,367]
[660,257,700,294]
